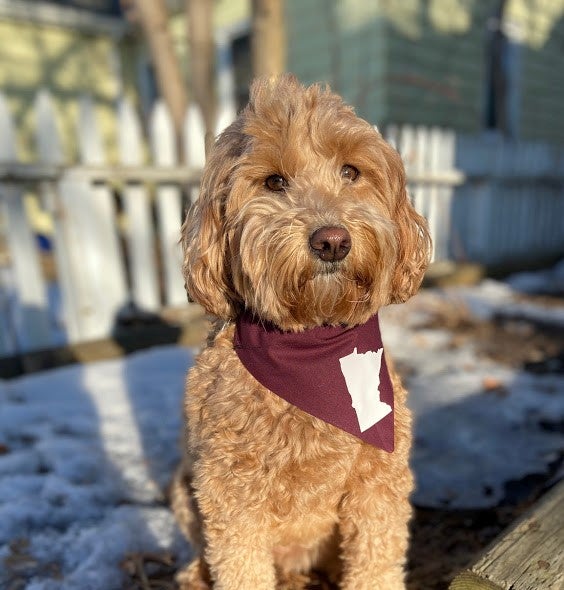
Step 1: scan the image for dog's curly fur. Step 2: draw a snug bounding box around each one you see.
[172,75,431,589]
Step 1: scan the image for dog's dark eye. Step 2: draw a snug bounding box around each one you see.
[341,164,360,182]
[265,174,288,192]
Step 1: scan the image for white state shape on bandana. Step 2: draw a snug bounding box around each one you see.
[339,347,392,432]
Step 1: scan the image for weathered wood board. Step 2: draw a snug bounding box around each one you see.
[450,480,564,590]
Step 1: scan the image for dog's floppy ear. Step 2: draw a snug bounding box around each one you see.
[181,120,247,319]
[385,145,432,303]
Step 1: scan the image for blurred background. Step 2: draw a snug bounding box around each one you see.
[0,0,563,357]
[0,2,563,589]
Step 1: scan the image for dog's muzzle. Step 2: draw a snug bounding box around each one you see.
[309,226,351,262]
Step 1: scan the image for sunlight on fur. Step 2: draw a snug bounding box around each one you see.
[173,74,431,589]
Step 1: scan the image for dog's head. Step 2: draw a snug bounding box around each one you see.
[182,75,431,331]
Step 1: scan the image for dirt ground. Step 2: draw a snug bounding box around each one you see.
[122,292,564,590]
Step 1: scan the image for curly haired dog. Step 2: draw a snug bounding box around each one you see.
[172,75,431,589]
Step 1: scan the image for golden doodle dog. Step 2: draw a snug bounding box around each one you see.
[172,75,431,589]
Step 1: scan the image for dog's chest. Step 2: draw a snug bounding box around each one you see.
[188,334,362,513]
[254,409,359,526]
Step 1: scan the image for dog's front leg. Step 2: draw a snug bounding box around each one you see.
[202,519,277,590]
[338,460,413,590]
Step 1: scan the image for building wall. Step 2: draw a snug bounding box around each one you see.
[285,0,494,130]
[383,1,493,132]
[285,0,387,125]
[507,0,564,142]
[285,0,564,144]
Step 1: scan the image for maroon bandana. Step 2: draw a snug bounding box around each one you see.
[234,312,394,452]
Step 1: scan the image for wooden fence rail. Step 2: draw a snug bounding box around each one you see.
[1,89,564,356]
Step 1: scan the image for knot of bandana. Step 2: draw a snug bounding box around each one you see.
[234,312,394,452]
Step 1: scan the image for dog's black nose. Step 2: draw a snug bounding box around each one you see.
[309,226,351,262]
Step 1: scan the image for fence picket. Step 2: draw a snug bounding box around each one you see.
[0,92,16,162]
[415,127,430,220]
[0,93,52,353]
[0,91,16,355]
[184,103,206,205]
[150,101,186,307]
[434,128,455,261]
[1,186,53,352]
[384,125,398,151]
[57,176,110,341]
[35,90,64,164]
[117,97,160,311]
[76,96,128,335]
[215,34,237,135]
[35,90,78,344]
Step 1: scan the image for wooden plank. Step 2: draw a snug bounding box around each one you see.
[0,92,52,352]
[0,90,17,357]
[118,97,160,311]
[62,165,202,184]
[150,101,186,307]
[450,480,564,590]
[0,185,53,351]
[0,163,201,184]
[34,90,76,346]
[34,90,64,165]
[77,95,128,332]
[434,128,456,261]
[426,127,441,262]
[57,176,113,341]
[183,102,206,205]
[215,35,238,135]
[385,124,399,151]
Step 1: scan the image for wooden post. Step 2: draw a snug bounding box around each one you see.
[251,0,286,77]
[450,481,564,589]
[134,0,188,142]
[429,127,455,262]
[186,0,217,138]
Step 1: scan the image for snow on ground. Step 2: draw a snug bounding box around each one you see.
[381,283,563,509]
[0,263,563,589]
[0,348,193,590]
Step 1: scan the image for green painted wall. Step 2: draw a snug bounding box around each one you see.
[509,1,564,142]
[285,0,564,143]
[383,2,492,132]
[286,0,387,125]
[286,0,492,131]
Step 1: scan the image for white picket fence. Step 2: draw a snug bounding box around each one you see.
[1,90,564,356]
[387,126,564,266]
[0,90,209,356]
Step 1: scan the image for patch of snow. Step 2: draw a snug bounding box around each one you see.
[382,283,564,508]
[507,259,564,296]
[0,346,193,589]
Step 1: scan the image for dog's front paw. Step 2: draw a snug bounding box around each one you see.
[176,557,212,590]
